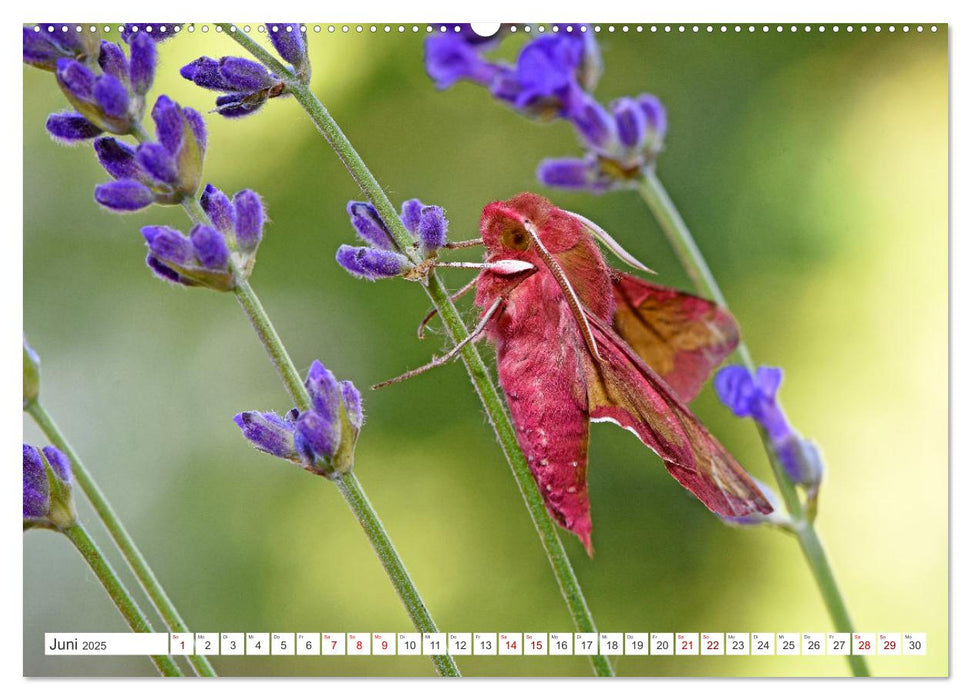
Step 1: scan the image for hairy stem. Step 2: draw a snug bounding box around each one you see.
[63,524,182,677]
[29,403,216,677]
[637,169,868,677]
[222,25,614,677]
[232,276,459,677]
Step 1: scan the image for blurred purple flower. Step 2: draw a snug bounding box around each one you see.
[23,444,75,530]
[715,365,824,489]
[266,22,309,72]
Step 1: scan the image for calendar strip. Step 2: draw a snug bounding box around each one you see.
[44,632,927,657]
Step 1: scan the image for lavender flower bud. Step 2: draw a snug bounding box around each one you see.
[417,205,448,255]
[424,33,500,89]
[267,23,309,71]
[400,198,424,236]
[45,112,102,143]
[218,57,276,92]
[151,95,183,155]
[305,360,340,422]
[715,365,823,491]
[200,184,235,233]
[637,93,668,147]
[347,201,395,250]
[23,338,40,409]
[145,255,185,285]
[611,97,647,151]
[183,108,207,153]
[92,74,130,120]
[190,224,230,271]
[336,245,410,280]
[143,225,193,265]
[136,143,178,184]
[340,380,364,431]
[234,411,299,461]
[569,94,617,153]
[23,444,76,531]
[23,28,64,71]
[94,179,154,211]
[296,411,342,462]
[233,189,265,252]
[55,58,95,101]
[98,41,130,84]
[128,31,157,96]
[23,445,47,522]
[180,56,234,91]
[775,435,825,489]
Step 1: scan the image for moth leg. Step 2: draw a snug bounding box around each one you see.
[443,238,484,249]
[417,276,479,340]
[373,297,502,389]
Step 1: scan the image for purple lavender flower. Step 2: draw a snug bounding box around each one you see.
[180,55,286,118]
[714,365,824,489]
[336,245,410,280]
[138,183,266,290]
[23,443,75,530]
[347,201,395,250]
[340,381,364,430]
[200,184,235,232]
[48,38,157,138]
[93,96,206,212]
[424,32,502,90]
[23,337,41,408]
[142,224,234,291]
[400,199,424,235]
[416,205,448,255]
[233,190,265,252]
[235,362,363,476]
[94,179,156,210]
[23,25,101,71]
[45,111,103,143]
[424,29,667,193]
[424,26,598,120]
[536,155,614,193]
[233,411,300,461]
[266,23,309,73]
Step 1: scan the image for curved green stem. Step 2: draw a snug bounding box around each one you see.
[62,524,182,677]
[637,169,868,677]
[232,276,459,678]
[29,402,217,677]
[222,26,614,677]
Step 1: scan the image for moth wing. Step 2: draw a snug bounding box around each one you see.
[493,317,596,554]
[611,272,739,403]
[584,312,772,518]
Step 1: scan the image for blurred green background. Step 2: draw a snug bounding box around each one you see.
[23,24,947,677]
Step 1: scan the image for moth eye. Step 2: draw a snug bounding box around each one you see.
[501,224,530,251]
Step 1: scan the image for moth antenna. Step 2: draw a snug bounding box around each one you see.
[373,298,502,389]
[522,220,604,362]
[564,209,656,274]
[443,238,484,249]
[417,276,479,340]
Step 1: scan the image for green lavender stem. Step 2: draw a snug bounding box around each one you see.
[28,402,216,677]
[219,24,614,677]
[62,524,182,677]
[232,276,459,678]
[637,168,869,677]
[137,109,458,677]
